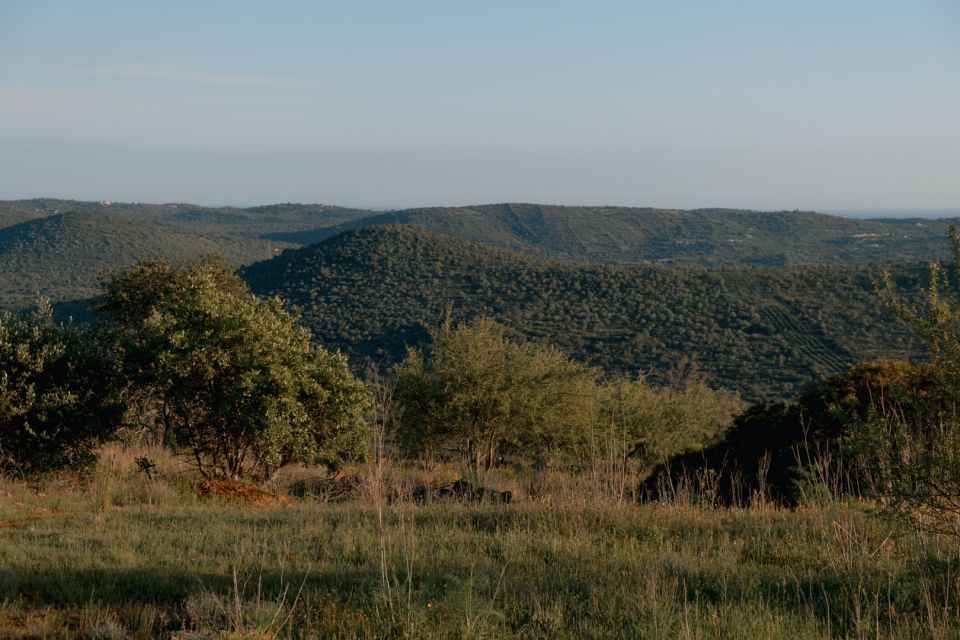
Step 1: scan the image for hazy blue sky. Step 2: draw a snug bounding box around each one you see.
[1,0,958,210]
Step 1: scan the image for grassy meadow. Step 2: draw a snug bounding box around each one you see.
[2,445,960,639]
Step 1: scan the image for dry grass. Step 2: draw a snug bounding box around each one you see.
[1,443,960,638]
[196,480,293,508]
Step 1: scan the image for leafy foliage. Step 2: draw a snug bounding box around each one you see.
[600,373,743,468]
[0,301,123,473]
[854,229,960,531]
[394,317,599,470]
[98,257,370,480]
[878,226,960,365]
[645,359,942,507]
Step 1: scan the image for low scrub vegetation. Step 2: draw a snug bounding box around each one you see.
[391,316,740,477]
[5,230,960,637]
[645,359,944,507]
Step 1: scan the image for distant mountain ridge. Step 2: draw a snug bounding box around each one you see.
[242,224,928,400]
[264,202,958,266]
[0,198,370,238]
[2,199,955,267]
[0,211,287,310]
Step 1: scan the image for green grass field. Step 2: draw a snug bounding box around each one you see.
[2,446,959,639]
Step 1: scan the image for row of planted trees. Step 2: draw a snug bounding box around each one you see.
[0,256,741,483]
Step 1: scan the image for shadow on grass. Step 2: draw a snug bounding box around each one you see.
[0,551,479,608]
[0,566,377,607]
[669,562,932,635]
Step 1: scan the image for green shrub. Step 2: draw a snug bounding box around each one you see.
[599,374,742,469]
[854,233,960,530]
[643,359,940,506]
[0,300,123,474]
[394,316,599,471]
[97,257,370,481]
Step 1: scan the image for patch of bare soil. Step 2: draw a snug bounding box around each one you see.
[196,480,292,507]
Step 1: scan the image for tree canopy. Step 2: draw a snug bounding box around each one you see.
[0,301,123,474]
[394,317,599,471]
[97,257,370,480]
[854,228,960,531]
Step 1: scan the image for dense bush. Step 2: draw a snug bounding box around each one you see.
[599,374,742,469]
[854,228,960,530]
[393,316,743,475]
[394,317,600,471]
[97,257,370,481]
[643,359,941,506]
[0,301,123,474]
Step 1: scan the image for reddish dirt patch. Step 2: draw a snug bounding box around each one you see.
[196,480,292,507]
[0,518,25,529]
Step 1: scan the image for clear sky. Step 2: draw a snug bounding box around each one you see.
[1,0,958,210]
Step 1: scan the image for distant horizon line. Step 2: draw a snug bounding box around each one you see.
[3,196,959,220]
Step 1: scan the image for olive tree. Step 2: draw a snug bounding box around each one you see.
[394,317,599,471]
[98,257,370,481]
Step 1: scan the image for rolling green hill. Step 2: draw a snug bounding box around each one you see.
[242,225,929,400]
[0,201,45,228]
[3,199,955,267]
[0,212,289,310]
[0,199,941,398]
[265,203,957,266]
[2,199,373,239]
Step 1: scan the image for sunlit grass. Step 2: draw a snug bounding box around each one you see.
[0,447,958,638]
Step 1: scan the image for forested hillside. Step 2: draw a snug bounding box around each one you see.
[2,199,955,266]
[0,212,288,310]
[0,199,943,398]
[3,199,372,238]
[266,203,957,266]
[242,225,928,400]
[0,201,44,228]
